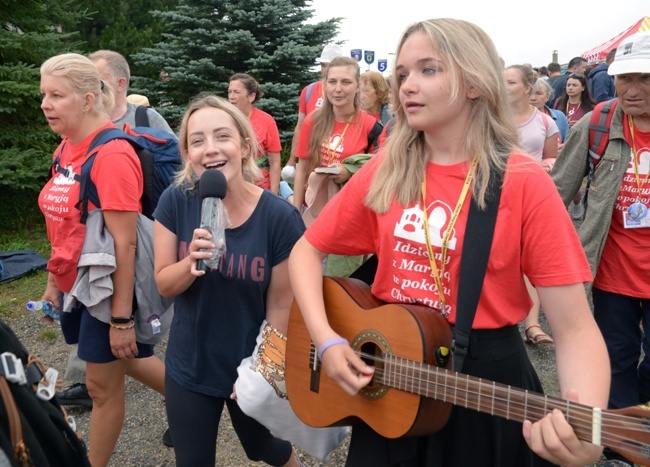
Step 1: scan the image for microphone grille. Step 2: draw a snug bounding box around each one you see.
[199,170,227,199]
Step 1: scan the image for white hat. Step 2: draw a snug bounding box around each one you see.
[608,31,650,75]
[315,44,343,64]
[126,93,150,106]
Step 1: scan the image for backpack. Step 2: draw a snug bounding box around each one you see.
[0,318,90,466]
[588,98,619,175]
[53,124,181,221]
[133,213,174,345]
[582,98,619,212]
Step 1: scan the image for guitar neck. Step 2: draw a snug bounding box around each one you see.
[379,353,601,445]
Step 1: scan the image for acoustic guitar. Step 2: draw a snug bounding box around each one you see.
[285,276,650,466]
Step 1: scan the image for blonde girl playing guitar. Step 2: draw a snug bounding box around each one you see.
[288,18,609,467]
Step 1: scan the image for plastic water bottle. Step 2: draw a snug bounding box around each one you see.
[26,301,60,321]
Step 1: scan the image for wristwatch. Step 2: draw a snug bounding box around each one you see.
[110,316,133,325]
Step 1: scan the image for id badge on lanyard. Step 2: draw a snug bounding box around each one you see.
[623,201,650,229]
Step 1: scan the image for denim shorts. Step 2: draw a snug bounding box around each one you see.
[60,302,154,363]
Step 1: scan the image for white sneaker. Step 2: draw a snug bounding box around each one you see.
[571,201,585,220]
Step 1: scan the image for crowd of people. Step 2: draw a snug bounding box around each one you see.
[32,17,650,467]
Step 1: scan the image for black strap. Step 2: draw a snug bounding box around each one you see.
[452,167,504,372]
[349,254,378,285]
[134,105,150,127]
[0,353,43,386]
[367,121,383,153]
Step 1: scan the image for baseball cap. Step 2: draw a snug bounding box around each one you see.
[315,44,343,64]
[608,31,650,75]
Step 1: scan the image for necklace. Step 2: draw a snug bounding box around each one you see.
[626,115,650,220]
[421,158,478,318]
[326,113,354,166]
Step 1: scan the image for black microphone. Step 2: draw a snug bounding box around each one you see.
[196,170,228,271]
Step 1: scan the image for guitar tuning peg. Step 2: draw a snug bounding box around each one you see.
[435,346,450,368]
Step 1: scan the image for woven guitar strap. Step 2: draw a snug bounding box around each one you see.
[0,375,30,464]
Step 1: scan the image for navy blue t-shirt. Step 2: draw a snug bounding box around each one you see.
[154,185,305,397]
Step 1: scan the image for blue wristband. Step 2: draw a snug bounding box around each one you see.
[317,337,350,361]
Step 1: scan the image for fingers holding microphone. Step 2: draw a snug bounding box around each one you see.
[190,229,215,276]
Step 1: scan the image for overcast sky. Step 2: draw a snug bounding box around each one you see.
[310,0,648,72]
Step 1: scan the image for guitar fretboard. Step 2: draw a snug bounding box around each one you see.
[381,353,599,443]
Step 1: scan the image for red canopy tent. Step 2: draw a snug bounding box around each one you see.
[582,16,650,63]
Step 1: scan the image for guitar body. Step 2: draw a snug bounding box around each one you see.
[286,277,650,465]
[285,276,453,438]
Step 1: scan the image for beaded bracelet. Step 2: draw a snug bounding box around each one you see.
[109,321,135,330]
[317,337,350,361]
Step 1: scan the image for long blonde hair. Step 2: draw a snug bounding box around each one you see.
[176,94,260,189]
[305,56,361,174]
[366,19,518,213]
[40,53,115,117]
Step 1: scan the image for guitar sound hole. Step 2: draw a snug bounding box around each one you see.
[360,341,384,390]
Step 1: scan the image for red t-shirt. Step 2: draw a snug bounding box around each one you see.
[249,107,282,190]
[299,81,325,116]
[296,110,378,166]
[305,151,592,329]
[554,101,587,128]
[39,123,143,244]
[250,106,281,155]
[594,115,650,298]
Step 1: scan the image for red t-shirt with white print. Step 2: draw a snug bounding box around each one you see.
[39,123,143,244]
[296,110,378,166]
[306,151,591,328]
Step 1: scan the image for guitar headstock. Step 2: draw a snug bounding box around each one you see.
[604,405,650,465]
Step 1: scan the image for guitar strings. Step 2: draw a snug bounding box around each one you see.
[306,350,650,461]
[369,352,650,460]
[370,351,650,458]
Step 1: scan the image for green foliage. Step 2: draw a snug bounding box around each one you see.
[131,0,341,139]
[75,0,180,77]
[0,188,46,235]
[0,0,86,192]
[0,0,179,192]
